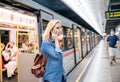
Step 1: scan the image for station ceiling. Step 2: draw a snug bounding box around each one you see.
[32,0,100,34]
[105,0,120,34]
[0,0,99,34]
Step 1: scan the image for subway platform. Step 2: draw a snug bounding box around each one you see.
[67,40,120,82]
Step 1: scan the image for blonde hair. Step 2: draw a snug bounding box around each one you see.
[43,19,61,40]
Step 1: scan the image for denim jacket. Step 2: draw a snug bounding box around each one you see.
[41,38,66,82]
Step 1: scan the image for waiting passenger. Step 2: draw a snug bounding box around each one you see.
[106,29,119,65]
[4,42,18,78]
[41,19,66,82]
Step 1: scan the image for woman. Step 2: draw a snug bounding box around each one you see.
[41,19,66,82]
[4,42,17,78]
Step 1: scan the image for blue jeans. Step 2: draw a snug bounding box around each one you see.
[44,75,66,82]
[44,78,66,82]
[44,80,50,82]
[62,76,67,82]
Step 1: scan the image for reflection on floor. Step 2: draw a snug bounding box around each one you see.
[2,71,17,82]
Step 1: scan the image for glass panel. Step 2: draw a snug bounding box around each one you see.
[87,31,90,52]
[74,28,82,63]
[95,35,97,45]
[42,20,49,33]
[17,31,37,54]
[81,28,87,57]
[93,33,95,47]
[18,31,29,48]
[66,28,74,49]
[89,32,92,50]
[62,27,75,73]
[59,27,64,50]
[92,33,94,48]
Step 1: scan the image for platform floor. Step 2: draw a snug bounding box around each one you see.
[67,40,120,82]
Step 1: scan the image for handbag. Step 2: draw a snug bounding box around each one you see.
[31,53,48,78]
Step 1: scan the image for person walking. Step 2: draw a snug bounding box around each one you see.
[106,29,119,65]
[41,19,66,82]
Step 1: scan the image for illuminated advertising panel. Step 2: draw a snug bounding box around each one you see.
[0,7,37,30]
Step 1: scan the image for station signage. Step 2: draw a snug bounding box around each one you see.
[105,11,120,19]
[0,7,37,30]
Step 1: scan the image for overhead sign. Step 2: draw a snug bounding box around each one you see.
[105,11,120,18]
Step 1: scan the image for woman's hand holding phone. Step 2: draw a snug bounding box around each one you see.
[51,29,59,41]
[51,29,60,48]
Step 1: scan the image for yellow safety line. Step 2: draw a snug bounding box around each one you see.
[76,53,95,82]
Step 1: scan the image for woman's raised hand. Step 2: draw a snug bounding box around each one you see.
[51,29,59,41]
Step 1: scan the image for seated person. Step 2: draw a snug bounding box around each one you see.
[2,42,18,78]
[19,42,28,53]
